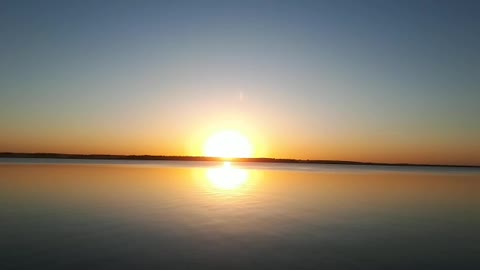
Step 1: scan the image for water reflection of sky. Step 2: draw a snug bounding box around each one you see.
[0,162,479,269]
[207,162,249,190]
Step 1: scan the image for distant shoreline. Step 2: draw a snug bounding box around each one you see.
[0,152,478,168]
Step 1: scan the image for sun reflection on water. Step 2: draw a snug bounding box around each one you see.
[207,162,249,190]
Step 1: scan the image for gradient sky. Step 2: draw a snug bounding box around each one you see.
[1,0,479,165]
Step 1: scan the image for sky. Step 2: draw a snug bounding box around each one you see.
[1,0,479,165]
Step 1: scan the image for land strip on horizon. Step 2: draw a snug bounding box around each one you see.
[0,152,478,168]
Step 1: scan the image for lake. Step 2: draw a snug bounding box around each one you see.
[1,159,479,269]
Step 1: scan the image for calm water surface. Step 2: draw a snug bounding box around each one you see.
[1,159,479,269]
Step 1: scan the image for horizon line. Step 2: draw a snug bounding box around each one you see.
[0,152,478,168]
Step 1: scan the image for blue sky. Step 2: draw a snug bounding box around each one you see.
[1,0,479,164]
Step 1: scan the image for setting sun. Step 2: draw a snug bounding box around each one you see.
[204,130,253,158]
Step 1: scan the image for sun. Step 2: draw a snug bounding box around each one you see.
[204,130,253,158]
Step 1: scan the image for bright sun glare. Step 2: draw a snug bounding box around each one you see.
[207,162,249,190]
[204,130,253,158]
